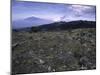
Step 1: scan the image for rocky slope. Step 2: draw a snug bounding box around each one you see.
[12,28,96,74]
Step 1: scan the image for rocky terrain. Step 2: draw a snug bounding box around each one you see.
[12,28,96,74]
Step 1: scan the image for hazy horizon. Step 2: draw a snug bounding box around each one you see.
[12,0,96,29]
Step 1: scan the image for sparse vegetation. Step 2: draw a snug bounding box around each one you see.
[12,28,96,74]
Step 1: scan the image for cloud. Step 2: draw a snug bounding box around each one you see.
[68,5,95,17]
[12,1,96,22]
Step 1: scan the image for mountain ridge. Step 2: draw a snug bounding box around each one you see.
[12,16,53,29]
[13,20,96,32]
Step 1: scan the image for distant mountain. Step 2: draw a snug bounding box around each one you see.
[12,16,53,29]
[13,20,96,32]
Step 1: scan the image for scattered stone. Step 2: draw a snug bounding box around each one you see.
[39,59,45,64]
[48,66,51,71]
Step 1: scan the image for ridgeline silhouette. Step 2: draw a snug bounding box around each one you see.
[13,20,96,32]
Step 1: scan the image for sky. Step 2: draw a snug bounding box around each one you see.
[12,0,96,28]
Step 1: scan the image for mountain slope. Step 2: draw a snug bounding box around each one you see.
[12,16,53,29]
[31,20,96,32]
[13,20,96,32]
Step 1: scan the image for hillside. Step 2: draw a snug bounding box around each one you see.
[12,28,96,74]
[13,20,96,32]
[37,20,96,31]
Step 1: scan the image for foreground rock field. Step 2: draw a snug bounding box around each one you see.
[12,28,96,74]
